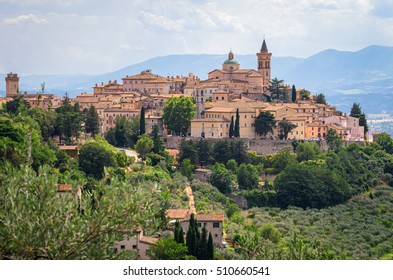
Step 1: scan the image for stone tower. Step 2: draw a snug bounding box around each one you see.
[5,73,19,97]
[257,39,272,91]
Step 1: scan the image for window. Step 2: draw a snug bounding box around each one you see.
[213,222,220,228]
[222,97,224,100]
[132,245,137,249]
[120,245,125,250]
[215,234,218,237]
[198,223,201,228]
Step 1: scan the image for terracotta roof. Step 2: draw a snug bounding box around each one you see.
[184,214,224,222]
[166,209,190,220]
[104,108,139,113]
[139,235,158,244]
[57,184,72,192]
[166,149,179,159]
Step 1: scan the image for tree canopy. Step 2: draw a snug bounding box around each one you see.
[163,96,196,136]
[278,119,297,140]
[255,111,276,138]
[0,164,163,259]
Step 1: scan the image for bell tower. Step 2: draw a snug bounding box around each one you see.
[257,39,272,92]
[5,73,19,97]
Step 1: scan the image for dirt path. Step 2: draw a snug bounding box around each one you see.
[185,184,196,214]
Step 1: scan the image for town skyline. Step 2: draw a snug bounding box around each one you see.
[1,0,393,75]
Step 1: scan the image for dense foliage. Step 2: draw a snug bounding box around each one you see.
[163,96,196,136]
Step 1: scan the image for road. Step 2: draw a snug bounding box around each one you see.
[117,148,139,159]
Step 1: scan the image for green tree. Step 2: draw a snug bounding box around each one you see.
[150,124,164,154]
[209,163,232,193]
[255,111,276,138]
[134,135,154,161]
[234,109,240,137]
[315,93,327,104]
[78,141,116,179]
[299,89,311,100]
[186,214,197,256]
[376,133,393,154]
[84,105,100,137]
[198,225,208,260]
[296,142,320,162]
[350,103,368,138]
[139,106,146,135]
[163,96,196,136]
[179,158,195,179]
[272,147,296,173]
[0,164,163,259]
[226,159,238,173]
[237,163,260,190]
[275,162,350,209]
[326,128,342,151]
[213,140,231,164]
[278,118,297,140]
[269,78,287,101]
[207,233,214,260]
[229,116,234,138]
[5,95,30,115]
[55,102,82,145]
[291,85,297,102]
[260,224,281,244]
[197,138,213,166]
[105,116,140,148]
[28,107,56,141]
[147,238,190,260]
[179,139,198,164]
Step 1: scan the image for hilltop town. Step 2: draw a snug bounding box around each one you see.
[1,40,366,142]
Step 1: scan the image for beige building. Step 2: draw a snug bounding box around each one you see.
[191,103,257,139]
[180,214,224,247]
[324,115,364,141]
[102,108,140,133]
[113,230,158,260]
[207,39,271,94]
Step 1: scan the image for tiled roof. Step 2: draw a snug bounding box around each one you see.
[139,235,158,244]
[166,209,190,220]
[183,214,224,222]
[57,184,72,192]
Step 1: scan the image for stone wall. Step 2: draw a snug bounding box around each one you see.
[163,136,366,156]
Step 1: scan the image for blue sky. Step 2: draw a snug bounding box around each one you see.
[1,0,393,75]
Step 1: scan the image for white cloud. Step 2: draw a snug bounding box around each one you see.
[4,14,48,25]
[1,0,392,74]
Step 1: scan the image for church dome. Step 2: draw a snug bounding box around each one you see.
[223,58,239,64]
[223,50,239,65]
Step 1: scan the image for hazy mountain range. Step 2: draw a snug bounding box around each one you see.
[1,45,392,114]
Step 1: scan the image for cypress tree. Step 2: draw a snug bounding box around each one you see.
[151,124,163,154]
[207,233,214,260]
[291,85,297,102]
[178,227,185,244]
[186,226,195,256]
[139,106,146,135]
[234,108,240,137]
[199,225,208,259]
[174,220,180,243]
[229,116,234,138]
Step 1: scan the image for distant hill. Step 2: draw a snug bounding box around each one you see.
[1,45,392,114]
